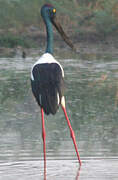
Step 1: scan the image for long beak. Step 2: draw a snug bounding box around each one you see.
[52,17,76,52]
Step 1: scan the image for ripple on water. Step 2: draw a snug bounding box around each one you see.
[0,158,118,180]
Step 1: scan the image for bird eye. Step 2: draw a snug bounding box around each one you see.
[48,8,56,18]
[52,8,56,13]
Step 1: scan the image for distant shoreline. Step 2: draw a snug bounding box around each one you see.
[0,31,118,57]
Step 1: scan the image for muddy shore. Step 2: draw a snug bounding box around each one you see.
[0,31,118,57]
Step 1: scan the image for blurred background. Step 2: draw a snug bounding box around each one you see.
[0,1,118,179]
[0,0,118,55]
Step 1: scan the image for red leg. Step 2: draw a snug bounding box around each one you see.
[41,108,46,171]
[62,105,82,166]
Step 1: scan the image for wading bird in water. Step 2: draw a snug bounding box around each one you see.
[31,4,81,167]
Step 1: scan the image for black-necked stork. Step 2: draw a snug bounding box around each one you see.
[31,4,81,166]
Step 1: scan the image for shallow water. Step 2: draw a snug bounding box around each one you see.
[0,48,118,179]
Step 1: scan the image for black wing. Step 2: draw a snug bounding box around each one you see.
[31,63,64,115]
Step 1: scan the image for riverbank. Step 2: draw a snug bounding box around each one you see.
[0,31,118,57]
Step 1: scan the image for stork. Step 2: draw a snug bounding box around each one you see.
[31,4,81,166]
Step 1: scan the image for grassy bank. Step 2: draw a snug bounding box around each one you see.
[0,0,118,48]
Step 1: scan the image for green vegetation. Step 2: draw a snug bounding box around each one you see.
[0,0,118,48]
[0,33,34,48]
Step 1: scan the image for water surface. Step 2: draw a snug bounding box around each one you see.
[0,48,118,179]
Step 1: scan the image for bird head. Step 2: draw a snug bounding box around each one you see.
[41,4,76,51]
[41,4,56,21]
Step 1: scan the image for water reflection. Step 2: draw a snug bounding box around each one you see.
[44,163,81,180]
[0,50,118,179]
[76,166,81,180]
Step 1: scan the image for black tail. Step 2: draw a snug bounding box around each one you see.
[31,63,64,115]
[41,86,59,115]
